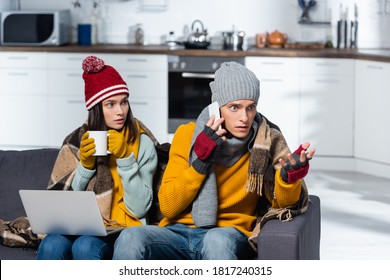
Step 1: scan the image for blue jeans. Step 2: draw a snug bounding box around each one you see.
[35,233,118,260]
[113,224,255,260]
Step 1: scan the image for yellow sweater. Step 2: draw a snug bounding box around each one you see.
[158,122,302,237]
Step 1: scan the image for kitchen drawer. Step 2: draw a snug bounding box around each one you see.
[48,69,84,96]
[98,54,168,71]
[245,57,297,74]
[0,69,48,94]
[48,53,92,69]
[122,70,167,99]
[298,58,354,76]
[0,52,47,68]
[48,53,168,71]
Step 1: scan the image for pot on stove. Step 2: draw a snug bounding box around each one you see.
[222,30,245,50]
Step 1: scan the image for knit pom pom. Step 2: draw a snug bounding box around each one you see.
[82,56,105,73]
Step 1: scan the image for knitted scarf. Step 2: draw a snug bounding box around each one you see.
[47,119,150,223]
[190,107,256,227]
[190,108,293,227]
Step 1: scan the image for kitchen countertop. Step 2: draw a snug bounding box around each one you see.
[0,44,389,63]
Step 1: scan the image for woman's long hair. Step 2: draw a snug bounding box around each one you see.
[87,100,138,144]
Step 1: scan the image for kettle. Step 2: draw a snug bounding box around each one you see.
[184,19,210,49]
[266,30,288,48]
[188,19,208,43]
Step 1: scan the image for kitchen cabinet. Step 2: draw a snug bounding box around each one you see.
[99,54,168,143]
[47,53,87,146]
[247,57,354,157]
[299,58,354,157]
[245,57,300,149]
[355,60,390,164]
[0,52,168,149]
[0,52,48,147]
[47,53,168,146]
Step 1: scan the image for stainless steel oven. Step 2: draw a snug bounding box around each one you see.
[168,55,245,133]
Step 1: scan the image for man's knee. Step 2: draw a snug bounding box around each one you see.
[202,227,249,260]
[113,226,157,259]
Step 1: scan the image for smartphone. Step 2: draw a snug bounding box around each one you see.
[208,101,221,130]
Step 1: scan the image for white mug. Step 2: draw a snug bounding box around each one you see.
[88,131,109,156]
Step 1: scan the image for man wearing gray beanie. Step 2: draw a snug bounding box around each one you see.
[114,61,316,260]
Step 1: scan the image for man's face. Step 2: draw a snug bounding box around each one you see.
[220,99,257,139]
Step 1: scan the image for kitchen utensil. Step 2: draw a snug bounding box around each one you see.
[256,33,267,48]
[185,19,210,49]
[222,30,245,50]
[267,30,288,48]
[298,0,317,22]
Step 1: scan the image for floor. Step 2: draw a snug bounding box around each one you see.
[305,169,390,260]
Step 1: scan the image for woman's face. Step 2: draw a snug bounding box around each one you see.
[220,99,257,139]
[102,94,129,130]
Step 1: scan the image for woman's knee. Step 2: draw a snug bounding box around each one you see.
[72,235,110,260]
[36,234,73,260]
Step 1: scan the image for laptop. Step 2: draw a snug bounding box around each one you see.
[19,190,125,236]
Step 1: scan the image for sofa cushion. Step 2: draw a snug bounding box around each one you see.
[0,149,59,221]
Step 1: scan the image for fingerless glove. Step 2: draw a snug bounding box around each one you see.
[280,144,310,183]
[194,126,224,161]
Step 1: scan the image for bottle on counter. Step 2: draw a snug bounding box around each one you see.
[135,24,144,45]
[88,2,99,45]
[167,31,177,47]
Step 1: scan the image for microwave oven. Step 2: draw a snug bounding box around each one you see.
[0,9,71,46]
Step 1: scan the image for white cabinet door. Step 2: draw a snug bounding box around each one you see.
[47,97,87,147]
[246,57,300,149]
[0,95,48,147]
[0,52,48,148]
[355,60,390,164]
[46,53,169,145]
[130,97,168,144]
[299,58,354,157]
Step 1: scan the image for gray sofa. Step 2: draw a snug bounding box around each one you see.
[0,148,321,260]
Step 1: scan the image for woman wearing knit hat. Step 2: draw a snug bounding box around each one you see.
[35,56,158,260]
[113,61,315,260]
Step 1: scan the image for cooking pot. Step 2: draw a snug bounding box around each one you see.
[185,19,210,49]
[222,30,245,50]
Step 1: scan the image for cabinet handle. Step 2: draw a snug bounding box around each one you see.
[67,100,84,104]
[131,101,148,105]
[367,65,384,70]
[6,56,29,61]
[315,63,339,67]
[7,72,28,76]
[315,79,339,83]
[262,62,284,65]
[66,57,84,61]
[182,72,215,79]
[262,78,284,82]
[126,58,148,63]
[66,73,80,77]
[126,74,148,79]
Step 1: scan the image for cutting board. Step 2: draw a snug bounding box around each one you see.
[284,42,325,49]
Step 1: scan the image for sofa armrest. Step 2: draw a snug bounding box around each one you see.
[257,195,321,260]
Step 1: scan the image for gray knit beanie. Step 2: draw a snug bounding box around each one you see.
[210,61,260,107]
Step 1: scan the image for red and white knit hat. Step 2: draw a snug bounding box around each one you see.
[82,56,129,110]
